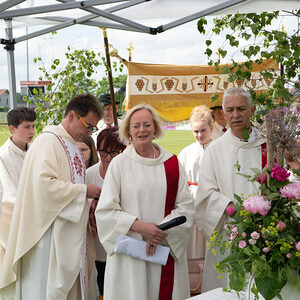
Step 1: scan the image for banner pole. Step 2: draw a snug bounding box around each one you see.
[102,27,118,127]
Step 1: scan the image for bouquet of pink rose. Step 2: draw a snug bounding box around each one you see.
[209,164,300,300]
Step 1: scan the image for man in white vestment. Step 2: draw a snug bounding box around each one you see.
[210,105,228,140]
[195,88,266,292]
[0,94,103,300]
[0,107,36,270]
[91,94,122,145]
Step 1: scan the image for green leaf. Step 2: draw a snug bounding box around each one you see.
[249,168,262,175]
[234,194,243,204]
[197,18,207,34]
[205,48,213,57]
[205,40,212,46]
[221,66,229,74]
[255,271,287,300]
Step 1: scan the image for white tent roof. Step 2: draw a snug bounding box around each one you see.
[1,1,299,39]
[1,0,299,107]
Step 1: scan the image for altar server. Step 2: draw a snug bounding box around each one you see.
[178,106,213,273]
[0,107,36,269]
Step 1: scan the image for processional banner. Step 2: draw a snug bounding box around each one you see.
[123,60,278,122]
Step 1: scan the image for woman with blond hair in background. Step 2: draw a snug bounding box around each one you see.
[178,105,214,294]
[95,104,194,300]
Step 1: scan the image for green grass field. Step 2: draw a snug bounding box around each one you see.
[156,130,194,155]
[0,126,194,155]
[0,125,10,146]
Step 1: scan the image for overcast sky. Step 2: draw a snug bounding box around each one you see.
[0,3,298,92]
[0,19,209,92]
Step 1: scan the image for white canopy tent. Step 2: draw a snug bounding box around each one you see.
[1,0,299,108]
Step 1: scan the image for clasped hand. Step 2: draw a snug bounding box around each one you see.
[131,220,167,257]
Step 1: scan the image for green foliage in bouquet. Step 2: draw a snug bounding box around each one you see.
[209,165,300,300]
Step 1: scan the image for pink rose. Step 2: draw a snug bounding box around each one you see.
[276,221,286,231]
[256,171,268,184]
[238,240,247,248]
[226,206,236,217]
[263,247,270,253]
[270,164,290,182]
[280,181,300,199]
[286,253,292,259]
[296,242,300,251]
[250,231,260,239]
[249,239,257,245]
[243,196,271,216]
[242,232,247,237]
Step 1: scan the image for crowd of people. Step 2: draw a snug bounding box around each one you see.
[0,88,296,300]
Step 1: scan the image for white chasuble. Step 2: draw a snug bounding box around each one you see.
[95,144,194,300]
[195,128,265,293]
[0,125,89,300]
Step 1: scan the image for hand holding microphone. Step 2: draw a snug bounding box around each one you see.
[157,216,187,231]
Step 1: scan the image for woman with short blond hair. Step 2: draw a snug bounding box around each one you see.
[96,104,194,300]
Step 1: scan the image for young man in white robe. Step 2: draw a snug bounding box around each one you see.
[195,88,266,292]
[0,94,103,300]
[0,107,36,270]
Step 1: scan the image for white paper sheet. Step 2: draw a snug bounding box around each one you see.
[114,235,170,265]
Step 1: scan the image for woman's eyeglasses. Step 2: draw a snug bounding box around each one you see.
[75,112,98,133]
[99,150,121,158]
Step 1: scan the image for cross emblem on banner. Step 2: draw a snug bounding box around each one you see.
[198,76,214,92]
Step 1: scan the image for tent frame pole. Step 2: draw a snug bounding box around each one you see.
[0,0,25,13]
[5,18,17,109]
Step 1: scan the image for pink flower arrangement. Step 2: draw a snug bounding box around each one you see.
[280,181,300,199]
[243,195,271,216]
[270,164,290,181]
[238,240,247,248]
[210,162,299,300]
[226,206,236,217]
[256,171,268,184]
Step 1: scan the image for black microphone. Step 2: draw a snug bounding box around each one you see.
[157,216,187,231]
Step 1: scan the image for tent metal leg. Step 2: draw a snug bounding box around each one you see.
[5,18,17,109]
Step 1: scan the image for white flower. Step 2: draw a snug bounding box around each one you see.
[249,239,257,245]
[250,231,260,239]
